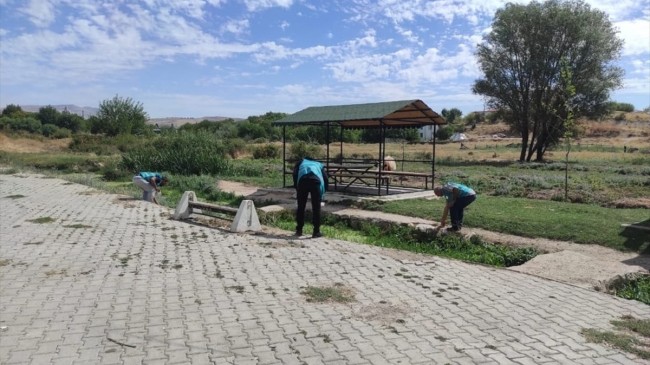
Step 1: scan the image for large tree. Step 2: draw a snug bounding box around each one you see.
[473,0,623,161]
[92,95,148,136]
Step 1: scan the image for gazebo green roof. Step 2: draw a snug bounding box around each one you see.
[273,99,446,128]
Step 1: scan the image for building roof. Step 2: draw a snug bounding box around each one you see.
[272,99,446,128]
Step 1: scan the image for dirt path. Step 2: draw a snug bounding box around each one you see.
[218,180,650,291]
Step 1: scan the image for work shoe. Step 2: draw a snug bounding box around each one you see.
[448,226,460,232]
[294,230,303,236]
[312,232,323,238]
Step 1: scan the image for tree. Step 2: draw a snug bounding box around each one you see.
[2,104,25,118]
[559,60,576,201]
[93,95,148,136]
[441,108,463,123]
[58,110,84,133]
[473,0,623,161]
[37,105,60,126]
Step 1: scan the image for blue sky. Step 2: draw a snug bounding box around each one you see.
[1,0,648,119]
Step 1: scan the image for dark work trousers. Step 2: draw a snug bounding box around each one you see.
[296,177,322,233]
[450,194,476,229]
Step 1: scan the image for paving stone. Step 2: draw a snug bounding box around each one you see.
[1,174,649,365]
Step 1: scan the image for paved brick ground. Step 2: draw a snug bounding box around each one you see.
[1,174,648,365]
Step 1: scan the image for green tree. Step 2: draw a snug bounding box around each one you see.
[441,108,463,123]
[2,104,25,118]
[473,0,623,161]
[57,110,83,133]
[559,60,576,201]
[93,95,148,136]
[37,105,61,126]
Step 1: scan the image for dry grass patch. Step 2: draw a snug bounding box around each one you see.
[302,283,355,303]
[582,315,650,360]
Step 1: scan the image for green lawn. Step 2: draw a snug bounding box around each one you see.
[373,195,649,252]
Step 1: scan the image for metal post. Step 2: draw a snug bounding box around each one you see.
[282,125,287,188]
[339,125,343,163]
[432,125,436,189]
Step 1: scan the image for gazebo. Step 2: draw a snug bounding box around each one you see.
[272,99,446,195]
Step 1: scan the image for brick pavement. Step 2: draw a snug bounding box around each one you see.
[1,174,648,365]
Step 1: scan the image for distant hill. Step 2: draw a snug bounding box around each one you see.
[148,116,243,127]
[11,104,243,125]
[20,104,99,118]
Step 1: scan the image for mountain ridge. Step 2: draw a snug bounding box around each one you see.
[12,104,241,125]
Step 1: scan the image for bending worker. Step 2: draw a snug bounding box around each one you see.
[434,182,477,232]
[133,171,168,204]
[292,157,329,238]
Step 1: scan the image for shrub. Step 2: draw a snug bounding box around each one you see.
[225,138,247,158]
[9,117,42,133]
[41,124,58,137]
[121,131,230,175]
[52,127,71,139]
[70,134,120,155]
[252,144,280,159]
[436,126,452,141]
[290,141,322,160]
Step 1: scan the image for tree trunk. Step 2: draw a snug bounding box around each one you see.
[519,119,529,162]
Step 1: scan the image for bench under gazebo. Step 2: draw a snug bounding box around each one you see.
[272,100,446,196]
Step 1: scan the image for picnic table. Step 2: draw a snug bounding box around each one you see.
[326,163,435,194]
[326,163,388,193]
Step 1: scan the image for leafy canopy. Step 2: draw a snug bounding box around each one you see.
[473,0,623,161]
[92,95,149,136]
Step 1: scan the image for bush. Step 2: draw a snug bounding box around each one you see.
[436,126,452,141]
[70,135,120,155]
[41,124,58,137]
[8,117,42,133]
[121,131,230,175]
[253,144,280,159]
[225,138,247,158]
[290,141,322,160]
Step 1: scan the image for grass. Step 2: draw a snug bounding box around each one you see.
[301,283,355,303]
[4,194,26,199]
[260,210,539,267]
[370,196,650,252]
[606,274,650,305]
[27,217,55,224]
[582,316,650,360]
[63,224,92,229]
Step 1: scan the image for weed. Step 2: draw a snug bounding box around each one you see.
[63,224,92,229]
[301,285,355,303]
[111,254,133,268]
[606,274,650,305]
[226,285,245,294]
[4,194,26,199]
[27,217,55,224]
[582,316,650,359]
[45,269,67,277]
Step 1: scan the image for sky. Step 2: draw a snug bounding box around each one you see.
[1,0,649,119]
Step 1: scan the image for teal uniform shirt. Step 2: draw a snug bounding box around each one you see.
[440,182,476,202]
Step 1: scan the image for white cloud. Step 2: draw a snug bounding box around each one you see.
[630,59,650,76]
[221,18,250,36]
[615,19,650,56]
[584,0,641,21]
[243,0,293,12]
[20,0,56,27]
